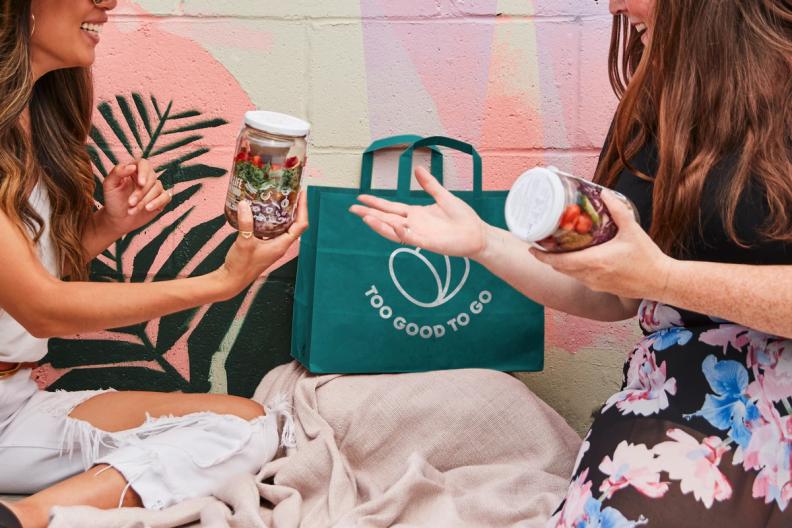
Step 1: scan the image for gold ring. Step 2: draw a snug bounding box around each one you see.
[240,231,254,239]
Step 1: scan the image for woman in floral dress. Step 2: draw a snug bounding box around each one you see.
[352,0,792,525]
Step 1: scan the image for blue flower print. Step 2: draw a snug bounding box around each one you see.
[581,497,648,528]
[651,327,694,351]
[686,355,761,449]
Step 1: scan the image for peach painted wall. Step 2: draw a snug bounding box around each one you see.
[43,0,644,436]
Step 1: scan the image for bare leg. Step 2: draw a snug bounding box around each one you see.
[3,391,266,528]
[4,464,142,528]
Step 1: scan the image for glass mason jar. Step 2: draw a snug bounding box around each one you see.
[224,111,311,239]
[504,166,640,252]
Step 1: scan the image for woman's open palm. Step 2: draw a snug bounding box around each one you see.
[350,166,488,259]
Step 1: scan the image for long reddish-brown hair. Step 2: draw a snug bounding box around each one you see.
[0,0,95,279]
[595,0,792,256]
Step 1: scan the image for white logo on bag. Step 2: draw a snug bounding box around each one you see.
[388,248,470,308]
[364,246,492,340]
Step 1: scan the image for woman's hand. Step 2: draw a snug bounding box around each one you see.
[349,166,489,258]
[101,159,173,237]
[218,193,308,297]
[530,191,674,301]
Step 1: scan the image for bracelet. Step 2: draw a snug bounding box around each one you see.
[0,363,23,379]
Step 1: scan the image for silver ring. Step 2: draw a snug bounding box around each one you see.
[167,189,173,199]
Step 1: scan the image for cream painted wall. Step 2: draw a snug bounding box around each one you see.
[43,0,638,436]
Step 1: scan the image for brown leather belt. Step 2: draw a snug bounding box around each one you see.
[0,361,37,379]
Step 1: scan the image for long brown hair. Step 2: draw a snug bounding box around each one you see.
[595,0,792,255]
[0,0,95,279]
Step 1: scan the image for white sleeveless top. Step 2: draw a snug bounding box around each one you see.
[0,183,60,362]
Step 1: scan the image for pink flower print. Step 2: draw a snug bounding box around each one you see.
[699,324,757,355]
[550,469,594,528]
[603,345,678,417]
[572,430,592,478]
[745,335,783,370]
[653,428,733,508]
[742,403,792,510]
[547,468,649,528]
[748,342,792,403]
[599,441,669,499]
[639,301,684,333]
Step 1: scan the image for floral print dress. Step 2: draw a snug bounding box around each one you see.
[548,145,792,527]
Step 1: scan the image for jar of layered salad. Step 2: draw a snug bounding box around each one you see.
[504,166,639,252]
[225,111,311,239]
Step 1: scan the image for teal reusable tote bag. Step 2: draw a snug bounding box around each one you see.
[292,135,544,374]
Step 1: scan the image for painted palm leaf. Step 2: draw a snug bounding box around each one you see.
[40,94,298,394]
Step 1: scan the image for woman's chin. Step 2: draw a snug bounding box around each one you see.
[49,49,97,71]
[74,50,97,69]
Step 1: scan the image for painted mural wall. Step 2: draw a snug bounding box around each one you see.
[38,0,643,436]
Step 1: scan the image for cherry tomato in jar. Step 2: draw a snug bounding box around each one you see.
[574,214,593,234]
[560,204,581,226]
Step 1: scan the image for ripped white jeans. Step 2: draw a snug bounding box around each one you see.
[0,370,293,510]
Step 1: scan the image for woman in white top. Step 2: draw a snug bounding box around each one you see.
[0,1,307,527]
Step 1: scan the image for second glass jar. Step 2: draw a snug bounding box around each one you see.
[504,166,639,252]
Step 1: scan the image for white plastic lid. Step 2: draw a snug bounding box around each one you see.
[505,167,567,242]
[244,111,311,138]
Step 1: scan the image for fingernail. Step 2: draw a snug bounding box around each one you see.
[129,196,138,206]
[145,203,154,211]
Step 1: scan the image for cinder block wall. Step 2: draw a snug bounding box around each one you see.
[39,0,640,436]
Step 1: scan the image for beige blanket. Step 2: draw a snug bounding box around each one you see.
[50,362,580,528]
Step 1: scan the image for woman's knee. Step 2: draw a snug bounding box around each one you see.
[205,394,265,421]
[146,393,265,421]
[70,392,265,433]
